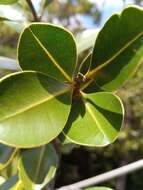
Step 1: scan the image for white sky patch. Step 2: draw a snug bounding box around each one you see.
[125,0,135,3]
[89,0,123,8]
[87,0,124,27]
[103,0,123,8]
[89,0,105,8]
[32,0,41,12]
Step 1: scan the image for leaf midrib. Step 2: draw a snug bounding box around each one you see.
[29,27,72,82]
[0,88,69,123]
[34,146,46,182]
[85,101,110,141]
[87,30,143,79]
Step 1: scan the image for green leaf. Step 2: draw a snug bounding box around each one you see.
[0,144,17,170]
[84,6,143,92]
[76,29,100,54]
[0,56,20,71]
[0,0,18,4]
[0,71,71,148]
[63,92,124,146]
[0,176,24,190]
[18,144,58,190]
[18,23,77,82]
[84,187,113,190]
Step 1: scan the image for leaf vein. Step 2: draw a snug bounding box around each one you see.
[0,88,69,123]
[87,30,143,78]
[34,146,46,182]
[85,101,110,141]
[29,27,71,82]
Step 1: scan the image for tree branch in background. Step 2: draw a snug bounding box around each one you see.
[26,0,39,22]
[56,160,143,190]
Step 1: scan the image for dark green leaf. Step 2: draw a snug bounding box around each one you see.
[18,144,58,190]
[0,71,71,148]
[63,92,124,146]
[84,6,143,92]
[18,23,77,82]
[0,144,17,170]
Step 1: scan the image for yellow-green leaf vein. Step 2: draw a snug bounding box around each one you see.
[85,101,110,141]
[0,88,69,123]
[29,27,72,82]
[87,30,143,79]
[34,146,46,182]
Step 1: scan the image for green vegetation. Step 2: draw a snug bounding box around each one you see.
[0,1,143,190]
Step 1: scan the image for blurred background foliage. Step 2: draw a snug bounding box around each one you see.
[0,0,143,190]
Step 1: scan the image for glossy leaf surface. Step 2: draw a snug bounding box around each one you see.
[19,144,58,190]
[0,71,71,148]
[18,23,77,82]
[85,6,143,92]
[0,144,17,170]
[63,92,124,146]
